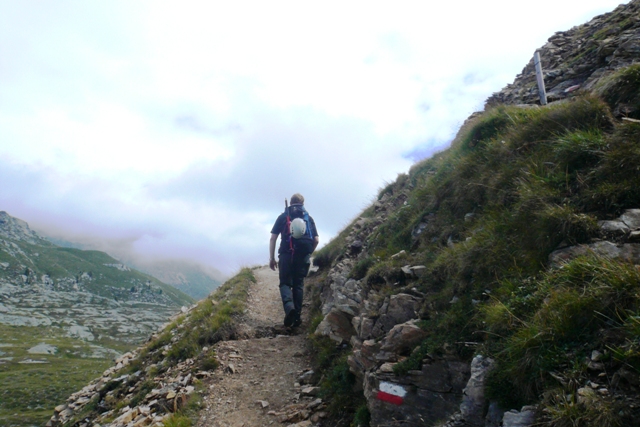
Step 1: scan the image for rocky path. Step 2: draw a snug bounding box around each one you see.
[197,267,325,427]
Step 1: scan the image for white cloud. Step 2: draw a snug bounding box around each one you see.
[0,0,629,274]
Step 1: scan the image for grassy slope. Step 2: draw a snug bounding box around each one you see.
[313,66,640,426]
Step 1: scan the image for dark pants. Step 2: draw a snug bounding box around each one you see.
[278,250,310,315]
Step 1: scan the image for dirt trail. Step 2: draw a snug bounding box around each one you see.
[197,266,321,427]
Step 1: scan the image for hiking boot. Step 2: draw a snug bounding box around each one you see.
[284,309,297,327]
[292,311,302,328]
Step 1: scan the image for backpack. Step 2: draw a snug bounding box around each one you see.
[288,205,313,240]
[283,204,314,258]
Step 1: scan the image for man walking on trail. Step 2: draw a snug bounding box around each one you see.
[269,193,319,328]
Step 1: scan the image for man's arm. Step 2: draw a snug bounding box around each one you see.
[269,233,279,270]
[312,236,319,252]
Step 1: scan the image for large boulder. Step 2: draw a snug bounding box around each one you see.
[549,241,640,267]
[379,320,428,354]
[315,308,356,343]
[459,355,496,426]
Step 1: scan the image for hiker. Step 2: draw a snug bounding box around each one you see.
[269,193,319,327]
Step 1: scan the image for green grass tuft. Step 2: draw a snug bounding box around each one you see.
[595,64,640,119]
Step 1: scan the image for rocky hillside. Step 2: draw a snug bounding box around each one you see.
[0,212,193,427]
[486,0,640,112]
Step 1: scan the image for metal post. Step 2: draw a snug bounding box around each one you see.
[534,50,547,105]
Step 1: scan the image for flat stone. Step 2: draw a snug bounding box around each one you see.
[301,386,319,396]
[379,363,396,373]
[502,407,536,427]
[391,250,406,259]
[410,266,427,277]
[621,209,640,229]
[549,241,640,267]
[401,266,413,277]
[298,370,315,385]
[306,398,323,409]
[59,409,73,418]
[587,361,605,371]
[133,416,152,427]
[598,220,630,234]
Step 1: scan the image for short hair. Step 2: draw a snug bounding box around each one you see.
[291,193,304,205]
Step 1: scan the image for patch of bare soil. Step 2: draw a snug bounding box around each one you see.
[197,267,325,427]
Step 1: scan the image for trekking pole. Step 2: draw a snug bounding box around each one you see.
[285,198,294,258]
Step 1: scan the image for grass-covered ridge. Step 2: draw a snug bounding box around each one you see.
[57,268,255,427]
[314,71,640,425]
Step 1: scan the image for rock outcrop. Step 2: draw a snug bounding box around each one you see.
[0,210,46,244]
[487,0,640,109]
[313,191,470,426]
[549,209,640,267]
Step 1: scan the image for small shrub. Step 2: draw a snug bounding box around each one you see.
[461,107,513,148]
[308,312,324,333]
[585,122,640,212]
[353,404,371,427]
[350,256,376,280]
[318,354,367,421]
[162,412,192,427]
[129,380,155,407]
[200,353,219,371]
[542,388,634,427]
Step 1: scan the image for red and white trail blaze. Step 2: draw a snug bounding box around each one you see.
[376,381,407,406]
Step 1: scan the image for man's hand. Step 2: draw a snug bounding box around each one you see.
[269,233,279,271]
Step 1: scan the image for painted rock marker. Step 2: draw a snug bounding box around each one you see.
[376,381,406,406]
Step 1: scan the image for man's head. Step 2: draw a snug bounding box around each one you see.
[290,193,304,205]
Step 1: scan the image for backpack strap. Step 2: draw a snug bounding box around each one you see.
[302,210,313,238]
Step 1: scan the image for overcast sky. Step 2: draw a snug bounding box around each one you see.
[0,0,629,274]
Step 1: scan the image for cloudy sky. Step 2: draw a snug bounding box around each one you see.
[0,0,628,274]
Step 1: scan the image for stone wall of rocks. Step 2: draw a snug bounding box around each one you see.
[311,188,544,426]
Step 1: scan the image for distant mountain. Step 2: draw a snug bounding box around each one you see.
[0,211,195,426]
[46,236,225,300]
[0,209,195,341]
[131,259,225,300]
